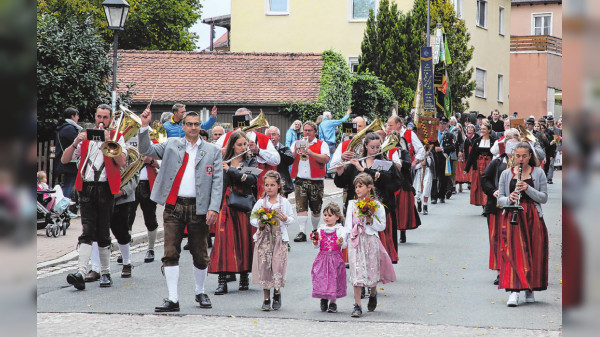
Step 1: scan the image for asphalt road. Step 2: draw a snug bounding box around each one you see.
[37,174,562,331]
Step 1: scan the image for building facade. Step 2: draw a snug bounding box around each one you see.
[510,0,562,119]
[230,0,511,116]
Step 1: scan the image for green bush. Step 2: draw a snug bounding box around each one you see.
[351,72,396,122]
[317,50,352,119]
[279,102,328,124]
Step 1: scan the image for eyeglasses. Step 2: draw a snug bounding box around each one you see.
[185,122,200,127]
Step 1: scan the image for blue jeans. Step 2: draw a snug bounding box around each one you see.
[61,173,77,200]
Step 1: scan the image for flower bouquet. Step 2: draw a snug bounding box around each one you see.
[355,197,381,225]
[251,208,279,231]
[551,135,562,146]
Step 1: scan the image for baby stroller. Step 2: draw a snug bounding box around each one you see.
[36,186,71,237]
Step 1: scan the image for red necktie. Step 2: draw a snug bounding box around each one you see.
[166,152,189,205]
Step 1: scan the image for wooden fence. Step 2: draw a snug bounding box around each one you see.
[510,35,562,55]
[37,140,58,186]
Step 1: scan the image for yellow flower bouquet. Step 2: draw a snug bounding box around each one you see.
[251,208,279,231]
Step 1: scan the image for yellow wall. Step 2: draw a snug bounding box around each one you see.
[231,0,510,115]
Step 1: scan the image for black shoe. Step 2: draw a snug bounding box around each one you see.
[293,232,307,242]
[320,299,328,312]
[351,304,362,317]
[195,293,212,308]
[431,199,437,204]
[367,294,377,312]
[440,198,445,204]
[400,230,406,243]
[99,274,112,287]
[207,237,213,248]
[446,191,452,199]
[417,199,422,213]
[345,263,349,269]
[547,179,553,184]
[117,254,123,265]
[272,293,281,310]
[121,264,132,278]
[423,205,428,215]
[261,299,271,311]
[225,273,237,282]
[327,302,337,313]
[239,272,249,291]
[452,188,457,195]
[360,287,365,299]
[155,299,180,312]
[84,270,100,282]
[215,274,228,295]
[493,275,500,285]
[144,250,155,263]
[67,272,85,290]
[183,242,190,250]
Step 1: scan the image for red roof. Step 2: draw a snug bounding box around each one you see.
[213,32,229,49]
[117,50,323,104]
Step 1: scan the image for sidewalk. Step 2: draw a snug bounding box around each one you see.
[36,178,342,268]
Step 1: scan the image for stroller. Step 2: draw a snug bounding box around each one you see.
[36,185,71,237]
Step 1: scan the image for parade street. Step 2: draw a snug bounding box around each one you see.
[37,173,562,336]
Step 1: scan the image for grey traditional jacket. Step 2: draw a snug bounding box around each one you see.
[497,166,548,218]
[138,128,223,215]
[115,173,139,206]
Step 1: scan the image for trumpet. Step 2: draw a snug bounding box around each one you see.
[225,150,251,164]
[327,133,399,172]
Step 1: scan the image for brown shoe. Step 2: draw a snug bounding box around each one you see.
[121,264,132,278]
[84,270,100,282]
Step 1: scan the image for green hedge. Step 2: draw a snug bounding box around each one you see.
[351,72,396,122]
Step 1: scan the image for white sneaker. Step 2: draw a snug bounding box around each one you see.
[525,290,535,303]
[507,292,519,307]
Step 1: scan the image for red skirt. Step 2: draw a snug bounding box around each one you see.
[379,211,399,263]
[208,188,253,274]
[562,205,583,308]
[456,160,470,183]
[395,189,420,230]
[498,200,548,291]
[488,210,503,271]
[469,156,491,206]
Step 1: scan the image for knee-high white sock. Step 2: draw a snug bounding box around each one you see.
[99,245,111,275]
[118,243,131,265]
[78,243,93,275]
[194,267,208,295]
[311,215,320,231]
[90,242,100,273]
[147,229,157,250]
[297,216,307,234]
[164,266,179,303]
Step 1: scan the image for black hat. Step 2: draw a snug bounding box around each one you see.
[477,113,485,119]
[526,117,535,125]
[501,114,508,119]
[538,117,547,123]
[439,116,449,124]
[546,115,554,121]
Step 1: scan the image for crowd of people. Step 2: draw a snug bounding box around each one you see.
[47,103,560,315]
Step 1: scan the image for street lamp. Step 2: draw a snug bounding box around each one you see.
[102,0,130,112]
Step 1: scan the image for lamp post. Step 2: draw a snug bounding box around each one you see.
[102,0,130,113]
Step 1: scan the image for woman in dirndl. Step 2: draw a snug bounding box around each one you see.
[465,120,497,214]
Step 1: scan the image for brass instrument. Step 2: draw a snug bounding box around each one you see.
[327,132,399,172]
[225,150,251,164]
[149,120,168,143]
[516,124,538,142]
[296,137,309,161]
[120,146,144,188]
[101,105,142,157]
[344,116,386,158]
[242,110,269,133]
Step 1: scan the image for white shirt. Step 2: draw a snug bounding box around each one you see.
[331,141,345,168]
[73,133,127,182]
[480,139,491,148]
[290,137,330,180]
[215,130,281,166]
[249,196,295,242]
[400,127,425,161]
[391,151,402,167]
[312,223,347,249]
[178,137,202,197]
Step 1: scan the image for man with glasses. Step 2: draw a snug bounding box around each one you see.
[163,103,218,138]
[290,121,330,242]
[139,109,223,312]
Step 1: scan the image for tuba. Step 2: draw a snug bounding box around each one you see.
[149,120,168,143]
[101,105,142,157]
[242,110,269,133]
[345,116,386,158]
[120,146,144,188]
[328,130,399,172]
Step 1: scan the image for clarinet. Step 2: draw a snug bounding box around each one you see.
[509,163,523,225]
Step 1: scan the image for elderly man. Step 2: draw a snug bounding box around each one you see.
[62,104,128,290]
[386,115,425,165]
[164,103,218,138]
[330,116,366,168]
[265,126,294,197]
[139,108,222,312]
[215,108,280,197]
[211,125,225,144]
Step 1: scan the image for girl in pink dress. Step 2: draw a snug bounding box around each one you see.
[311,202,347,313]
[345,173,396,318]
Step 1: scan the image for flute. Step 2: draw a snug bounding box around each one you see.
[225,150,251,164]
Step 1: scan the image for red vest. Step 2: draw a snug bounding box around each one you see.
[221,130,269,150]
[387,148,399,161]
[403,129,415,161]
[146,139,159,192]
[341,139,352,153]
[74,130,122,195]
[291,139,326,179]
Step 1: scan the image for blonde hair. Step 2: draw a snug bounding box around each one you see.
[322,202,344,224]
[37,171,47,183]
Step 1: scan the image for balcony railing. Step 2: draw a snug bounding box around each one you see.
[510,35,562,55]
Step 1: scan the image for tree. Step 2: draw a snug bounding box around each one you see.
[37,0,203,51]
[318,50,352,119]
[37,14,133,141]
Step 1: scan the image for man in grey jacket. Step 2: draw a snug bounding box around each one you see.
[139,109,223,312]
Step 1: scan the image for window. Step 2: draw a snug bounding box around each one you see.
[349,0,376,21]
[497,74,504,102]
[451,0,463,19]
[476,68,487,99]
[532,13,552,36]
[266,0,289,15]
[476,0,487,29]
[348,57,359,73]
[499,6,505,35]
